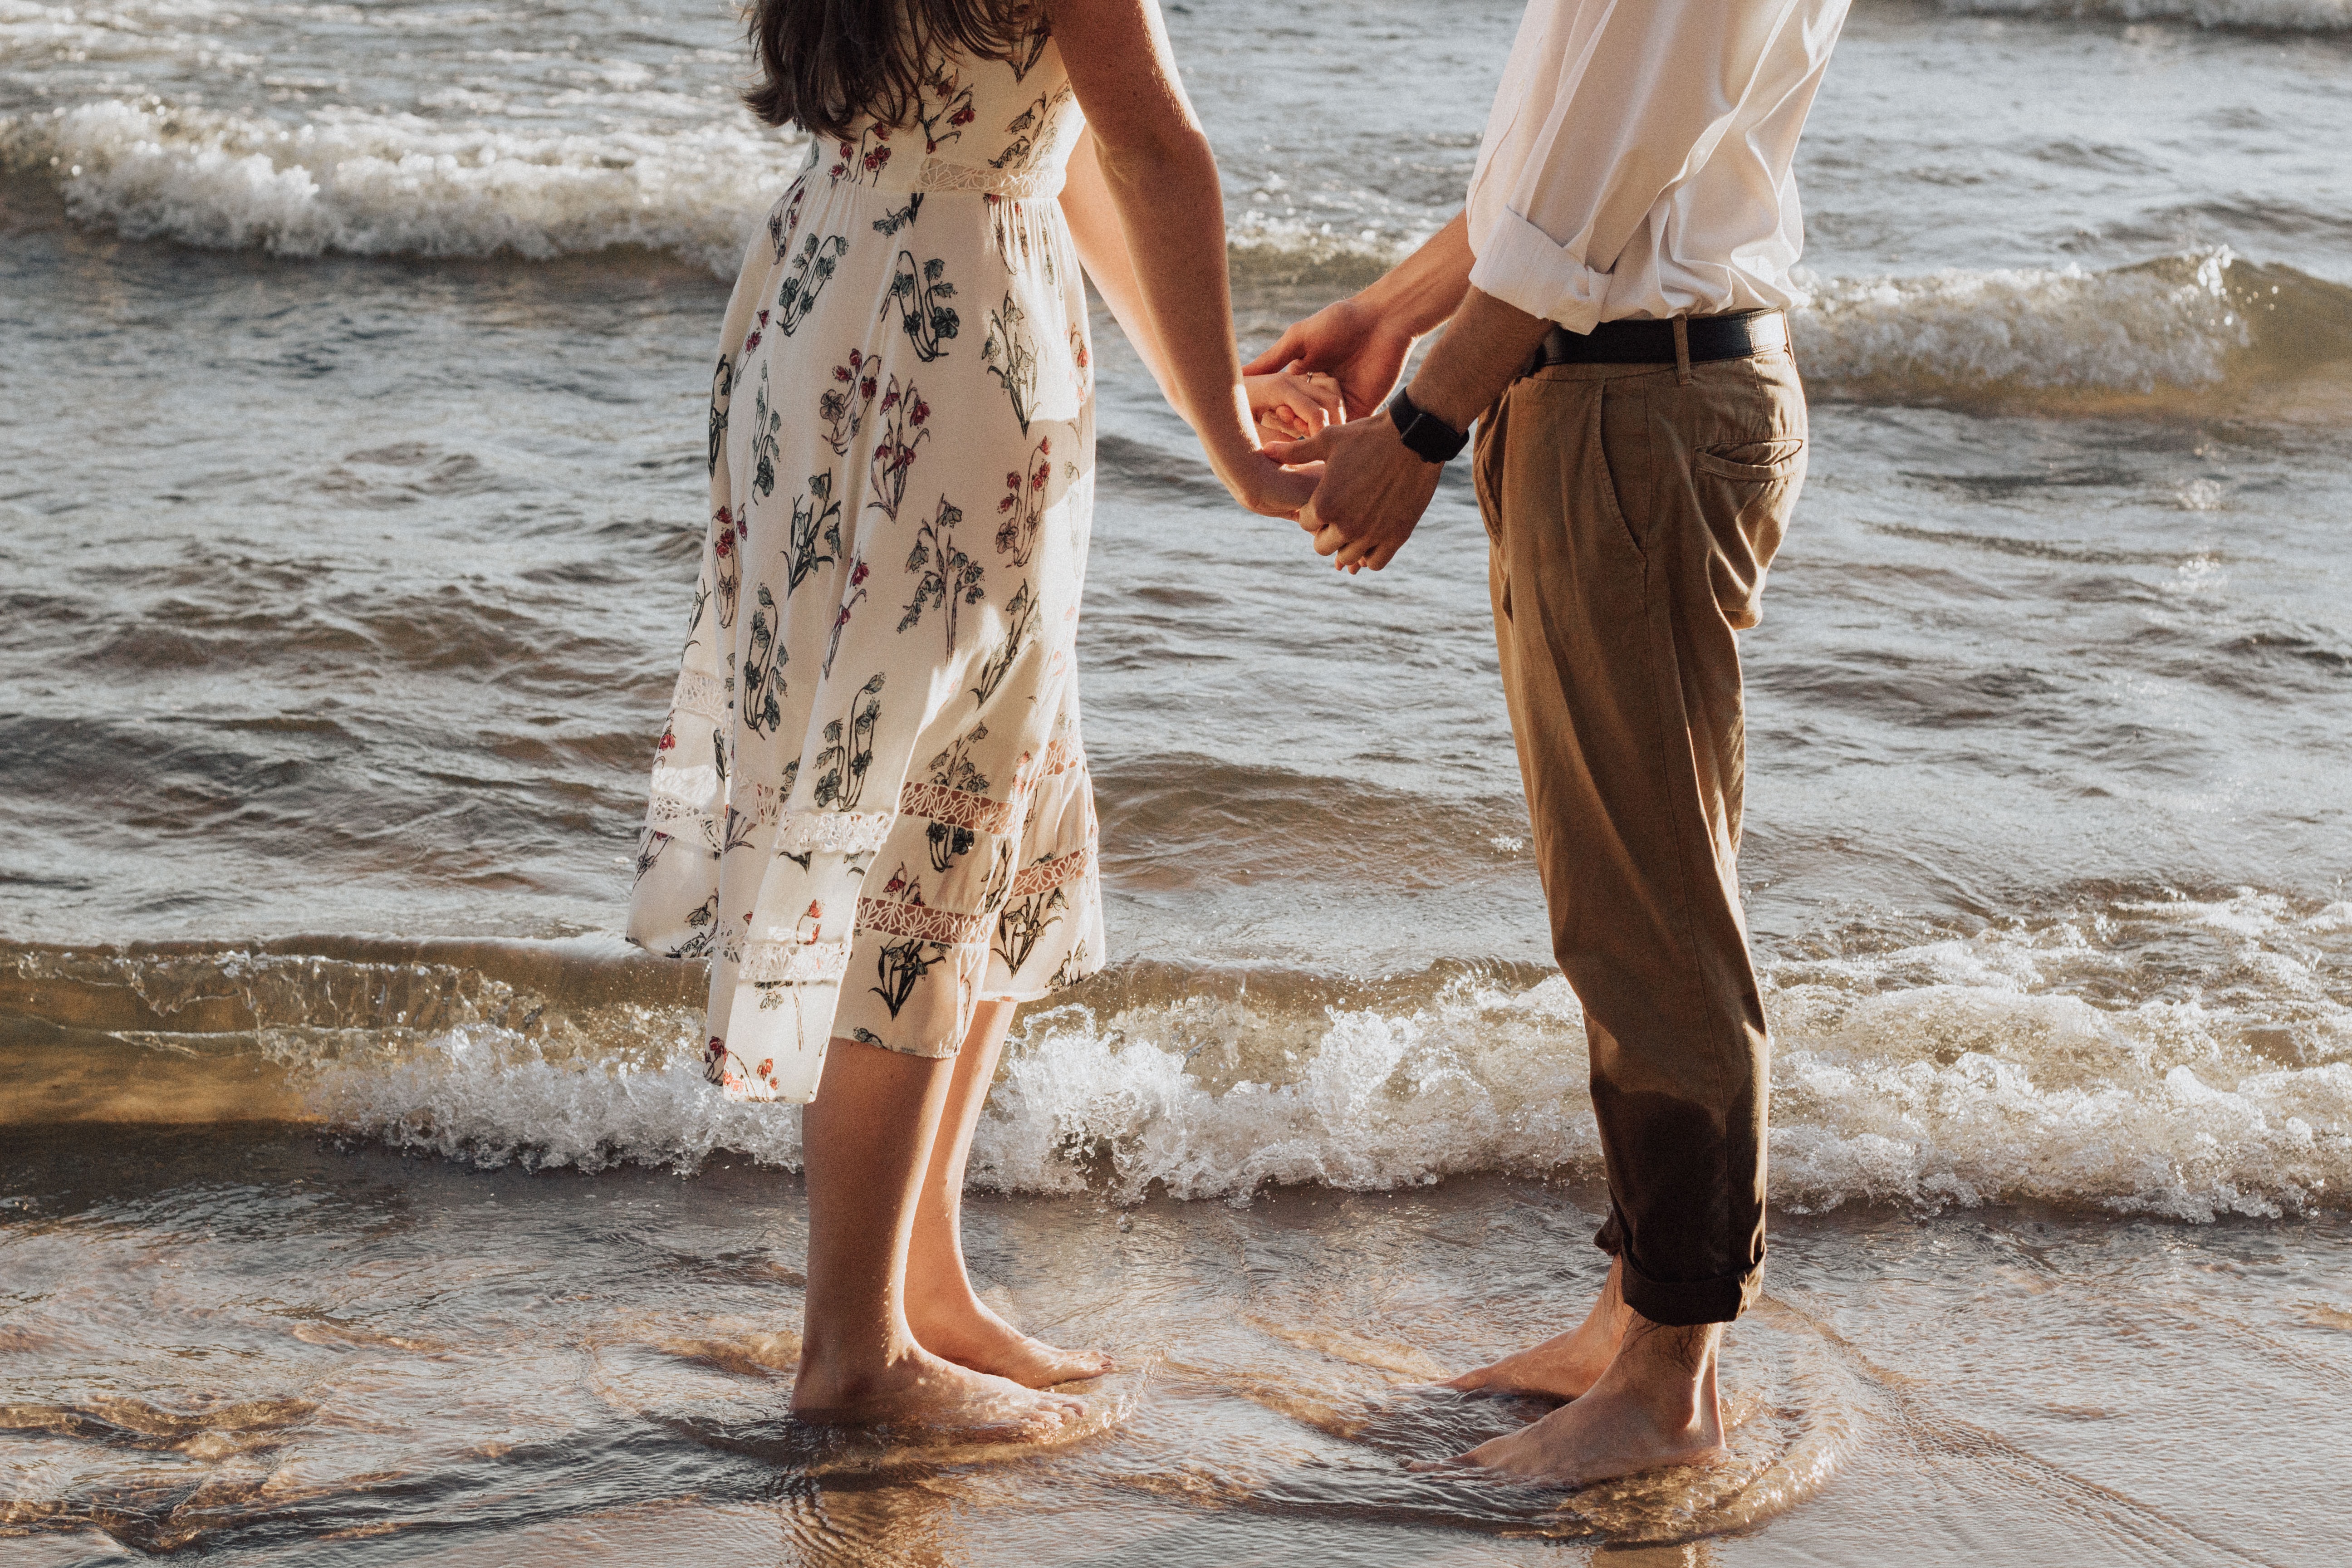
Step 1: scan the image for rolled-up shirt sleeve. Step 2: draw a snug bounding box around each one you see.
[1468,0,1808,332]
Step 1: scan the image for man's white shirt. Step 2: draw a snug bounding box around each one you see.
[1466,0,1853,332]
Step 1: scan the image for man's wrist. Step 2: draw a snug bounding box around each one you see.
[1405,288,1555,433]
[1387,385,1470,465]
[1401,373,1484,443]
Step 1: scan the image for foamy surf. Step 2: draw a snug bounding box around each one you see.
[309,947,2352,1219]
[10,101,2352,408]
[10,892,2344,1219]
[1795,252,2255,395]
[1938,0,2352,31]
[1,98,808,274]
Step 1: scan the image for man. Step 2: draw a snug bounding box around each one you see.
[1251,0,1850,1484]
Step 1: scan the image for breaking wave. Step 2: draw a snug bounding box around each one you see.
[0,98,805,275]
[6,890,2347,1220]
[9,101,2350,409]
[1792,250,2352,408]
[1933,0,2352,32]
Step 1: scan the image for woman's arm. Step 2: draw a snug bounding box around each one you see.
[1052,0,1314,518]
[1058,126,1175,405]
[1064,136,1343,439]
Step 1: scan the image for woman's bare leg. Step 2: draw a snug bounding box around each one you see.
[903,999,1114,1388]
[790,1034,1083,1435]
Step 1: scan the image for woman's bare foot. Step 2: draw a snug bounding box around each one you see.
[1444,1258,1629,1401]
[1421,1317,1727,1487]
[790,1342,1085,1439]
[907,1289,1114,1389]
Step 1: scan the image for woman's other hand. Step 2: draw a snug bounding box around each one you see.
[1224,447,1320,520]
[1246,362,1344,443]
[1245,295,1415,426]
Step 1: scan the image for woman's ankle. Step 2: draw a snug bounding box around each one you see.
[902,1267,988,1320]
[797,1321,919,1378]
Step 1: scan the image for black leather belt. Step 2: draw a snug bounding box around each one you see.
[1534,309,1786,368]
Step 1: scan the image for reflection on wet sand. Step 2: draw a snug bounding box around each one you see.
[18,1127,2342,1563]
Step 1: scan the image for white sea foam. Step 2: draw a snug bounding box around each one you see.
[1789,251,2252,396]
[3,98,807,274]
[7,98,2342,404]
[1936,0,2352,31]
[304,892,2352,1220]
[309,1022,811,1175]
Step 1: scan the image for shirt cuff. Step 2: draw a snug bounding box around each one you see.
[1468,205,1610,336]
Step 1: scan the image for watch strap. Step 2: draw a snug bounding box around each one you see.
[1387,385,1470,464]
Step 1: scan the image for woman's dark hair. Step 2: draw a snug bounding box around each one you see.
[745,0,1043,140]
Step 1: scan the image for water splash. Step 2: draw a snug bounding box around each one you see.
[11,891,2345,1216]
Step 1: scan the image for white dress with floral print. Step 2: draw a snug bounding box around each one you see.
[627,29,1103,1102]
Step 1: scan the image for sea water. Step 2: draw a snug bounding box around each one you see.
[2,0,2349,1560]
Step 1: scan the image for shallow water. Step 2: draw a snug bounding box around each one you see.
[4,0,2352,1557]
[5,1128,2348,1564]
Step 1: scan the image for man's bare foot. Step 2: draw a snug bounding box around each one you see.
[1423,1316,1727,1487]
[1444,1258,1630,1401]
[790,1343,1085,1439]
[907,1290,1114,1389]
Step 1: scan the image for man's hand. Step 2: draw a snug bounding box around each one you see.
[1244,212,1477,419]
[1242,296,1415,426]
[1267,415,1441,573]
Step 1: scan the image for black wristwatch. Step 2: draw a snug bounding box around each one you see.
[1387,385,1470,464]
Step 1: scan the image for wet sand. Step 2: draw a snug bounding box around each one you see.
[4,1122,2345,1564]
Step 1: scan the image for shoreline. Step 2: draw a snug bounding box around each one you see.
[3,1124,2345,1562]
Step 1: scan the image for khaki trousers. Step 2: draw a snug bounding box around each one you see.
[1472,340,1807,1326]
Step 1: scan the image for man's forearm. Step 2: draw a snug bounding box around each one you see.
[1405,286,1554,434]
[1357,211,1478,340]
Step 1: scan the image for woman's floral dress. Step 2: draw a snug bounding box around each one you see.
[627,29,1102,1102]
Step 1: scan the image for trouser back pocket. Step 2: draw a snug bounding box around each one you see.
[1691,438,1805,629]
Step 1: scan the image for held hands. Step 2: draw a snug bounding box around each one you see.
[1209,365,1332,522]
[1245,363,1344,444]
[1267,416,1439,573]
[1244,295,1416,421]
[1247,296,1438,573]
[1221,446,1321,521]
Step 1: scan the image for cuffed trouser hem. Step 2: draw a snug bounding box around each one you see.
[1596,1209,1764,1326]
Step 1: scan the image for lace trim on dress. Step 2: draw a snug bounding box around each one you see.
[897,780,1019,836]
[646,764,719,823]
[871,155,1065,200]
[1039,737,1085,778]
[672,668,726,721]
[855,898,990,945]
[775,810,896,855]
[736,937,853,985]
[1009,845,1091,899]
[647,792,716,825]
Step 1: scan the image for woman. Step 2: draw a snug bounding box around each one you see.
[626,0,1326,1436]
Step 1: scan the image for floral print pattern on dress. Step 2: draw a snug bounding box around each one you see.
[625,28,1104,1105]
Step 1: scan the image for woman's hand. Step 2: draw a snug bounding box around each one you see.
[1219,446,1321,520]
[1245,296,1416,426]
[1246,362,1345,443]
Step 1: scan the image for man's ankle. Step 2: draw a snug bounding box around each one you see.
[1607,1318,1719,1421]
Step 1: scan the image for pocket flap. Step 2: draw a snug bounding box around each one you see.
[1694,439,1806,482]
